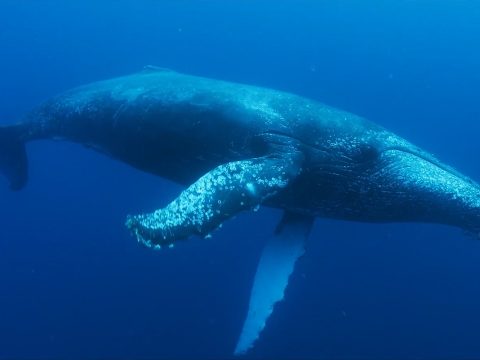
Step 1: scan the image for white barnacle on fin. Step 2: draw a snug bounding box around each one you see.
[246,182,256,196]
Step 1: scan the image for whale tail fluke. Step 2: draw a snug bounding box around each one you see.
[0,124,28,191]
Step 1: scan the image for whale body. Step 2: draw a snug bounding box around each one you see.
[2,67,479,355]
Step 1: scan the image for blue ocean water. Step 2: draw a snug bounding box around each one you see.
[1,1,480,359]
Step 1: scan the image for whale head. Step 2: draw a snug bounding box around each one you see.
[323,127,480,236]
[371,141,480,235]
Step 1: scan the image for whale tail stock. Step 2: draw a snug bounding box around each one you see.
[0,123,28,190]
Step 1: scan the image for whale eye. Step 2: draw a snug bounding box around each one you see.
[355,144,379,163]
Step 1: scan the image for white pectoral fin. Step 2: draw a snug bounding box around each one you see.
[234,211,314,356]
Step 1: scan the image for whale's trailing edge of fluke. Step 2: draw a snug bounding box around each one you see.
[0,124,28,191]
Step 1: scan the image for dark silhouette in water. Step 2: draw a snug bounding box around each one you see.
[1,67,480,354]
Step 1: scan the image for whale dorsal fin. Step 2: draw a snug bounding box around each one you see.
[234,211,314,355]
[141,65,175,73]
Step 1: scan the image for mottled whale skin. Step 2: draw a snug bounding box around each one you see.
[2,67,480,355]
[9,67,480,235]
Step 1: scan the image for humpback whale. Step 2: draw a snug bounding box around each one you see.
[1,67,479,355]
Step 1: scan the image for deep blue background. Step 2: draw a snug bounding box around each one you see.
[1,1,480,359]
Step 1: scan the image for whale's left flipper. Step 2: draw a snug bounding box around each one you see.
[126,147,304,248]
[234,211,314,355]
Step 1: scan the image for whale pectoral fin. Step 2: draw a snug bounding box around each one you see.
[125,152,303,248]
[234,211,314,355]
